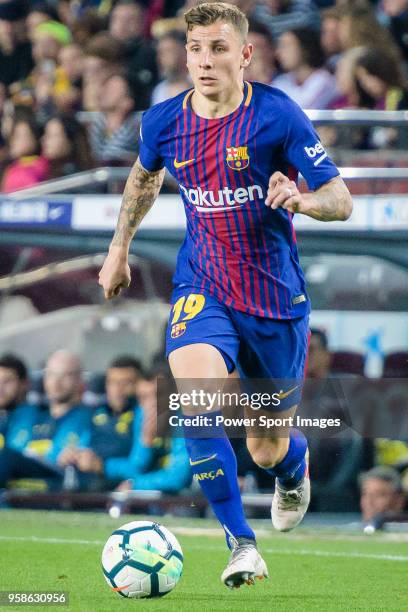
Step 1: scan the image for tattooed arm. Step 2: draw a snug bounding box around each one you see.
[265,173,353,221]
[99,158,165,299]
[111,158,165,247]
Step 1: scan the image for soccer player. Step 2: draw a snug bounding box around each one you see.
[99,1,353,589]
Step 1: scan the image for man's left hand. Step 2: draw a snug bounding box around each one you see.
[265,171,306,214]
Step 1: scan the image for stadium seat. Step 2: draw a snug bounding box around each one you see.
[27,371,45,405]
[82,372,106,407]
[331,351,365,376]
[382,352,408,378]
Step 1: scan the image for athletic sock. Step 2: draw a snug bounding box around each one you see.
[265,428,308,489]
[184,411,256,548]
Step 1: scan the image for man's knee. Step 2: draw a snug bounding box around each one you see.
[247,437,289,469]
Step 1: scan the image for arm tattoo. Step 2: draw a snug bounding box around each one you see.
[111,158,165,247]
[303,176,353,222]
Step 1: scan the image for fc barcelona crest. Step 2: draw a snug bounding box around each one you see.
[226,146,249,171]
[171,322,186,338]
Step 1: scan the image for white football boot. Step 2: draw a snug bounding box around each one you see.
[221,540,269,589]
[271,452,311,532]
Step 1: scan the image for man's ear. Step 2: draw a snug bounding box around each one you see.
[241,42,253,68]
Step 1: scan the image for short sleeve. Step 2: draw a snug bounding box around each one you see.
[282,100,339,190]
[138,110,165,172]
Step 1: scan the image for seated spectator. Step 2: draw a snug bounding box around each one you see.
[151,30,191,106]
[245,20,278,85]
[0,354,29,450]
[42,114,94,178]
[0,5,33,87]
[353,46,408,148]
[57,355,154,490]
[0,350,91,490]
[109,0,158,110]
[251,0,321,40]
[115,366,191,494]
[82,32,123,111]
[382,0,408,67]
[360,466,406,523]
[70,11,107,46]
[1,111,50,192]
[7,18,73,120]
[324,46,374,148]
[333,46,366,108]
[26,3,60,43]
[306,327,331,379]
[354,47,408,111]
[338,5,402,67]
[273,27,339,109]
[31,20,73,116]
[301,329,367,511]
[67,0,114,21]
[53,42,85,114]
[320,6,343,72]
[88,72,140,164]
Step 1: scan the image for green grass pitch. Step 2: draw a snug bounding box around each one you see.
[0,510,407,611]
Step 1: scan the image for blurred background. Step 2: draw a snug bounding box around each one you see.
[0,0,407,531]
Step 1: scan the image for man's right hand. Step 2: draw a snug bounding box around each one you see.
[98,245,131,300]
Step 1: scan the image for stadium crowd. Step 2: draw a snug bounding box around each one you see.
[0,0,407,191]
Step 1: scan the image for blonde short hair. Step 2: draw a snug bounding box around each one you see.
[184,2,248,42]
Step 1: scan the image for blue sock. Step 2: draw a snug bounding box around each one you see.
[265,428,308,489]
[184,412,255,548]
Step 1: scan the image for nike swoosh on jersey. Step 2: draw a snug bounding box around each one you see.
[174,158,195,168]
[277,385,299,400]
[189,453,217,466]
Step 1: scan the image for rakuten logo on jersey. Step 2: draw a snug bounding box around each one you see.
[179,184,264,212]
[304,141,328,167]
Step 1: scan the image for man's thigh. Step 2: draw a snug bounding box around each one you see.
[233,313,310,412]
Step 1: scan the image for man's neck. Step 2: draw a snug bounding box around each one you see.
[191,80,245,119]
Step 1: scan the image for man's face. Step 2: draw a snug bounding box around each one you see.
[0,367,25,409]
[245,32,275,83]
[58,44,84,82]
[306,335,330,379]
[106,367,139,413]
[186,21,252,98]
[109,4,143,42]
[32,33,61,62]
[321,17,341,57]
[44,354,82,405]
[360,478,403,522]
[136,379,157,412]
[277,31,301,72]
[99,76,129,113]
[157,38,186,79]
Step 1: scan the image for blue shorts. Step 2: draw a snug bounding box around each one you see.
[165,286,310,411]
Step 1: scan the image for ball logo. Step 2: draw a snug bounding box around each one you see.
[304,142,328,167]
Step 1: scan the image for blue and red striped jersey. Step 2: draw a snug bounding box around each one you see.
[139,81,339,319]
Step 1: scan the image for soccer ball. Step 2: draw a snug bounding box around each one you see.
[101,520,183,598]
